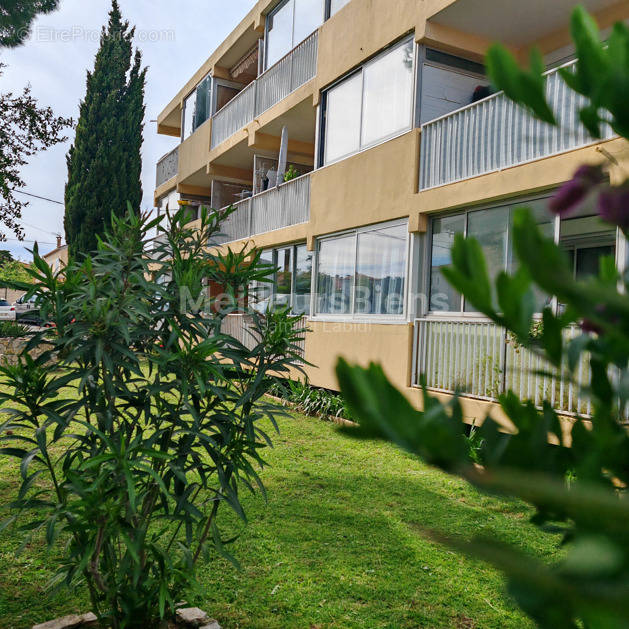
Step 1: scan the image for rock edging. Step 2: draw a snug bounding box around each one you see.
[0,336,50,366]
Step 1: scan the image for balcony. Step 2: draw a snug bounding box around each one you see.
[212,173,310,245]
[418,58,616,190]
[211,31,318,149]
[220,313,306,358]
[412,317,594,417]
[156,147,179,188]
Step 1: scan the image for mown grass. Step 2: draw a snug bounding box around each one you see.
[0,407,560,629]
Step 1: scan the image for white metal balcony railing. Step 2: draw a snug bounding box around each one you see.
[220,313,306,358]
[211,31,318,149]
[212,173,310,245]
[419,58,616,190]
[156,147,179,187]
[412,317,595,417]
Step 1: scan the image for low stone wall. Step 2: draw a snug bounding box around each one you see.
[0,336,49,365]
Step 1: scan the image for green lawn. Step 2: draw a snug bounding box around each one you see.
[0,410,560,629]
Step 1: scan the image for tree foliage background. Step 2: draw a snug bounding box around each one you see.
[0,0,60,48]
[0,2,70,242]
[0,63,72,242]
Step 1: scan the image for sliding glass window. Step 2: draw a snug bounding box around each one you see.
[294,245,313,315]
[265,0,324,69]
[182,92,196,140]
[429,214,465,312]
[361,39,414,146]
[464,208,509,312]
[428,194,618,314]
[181,74,212,140]
[315,221,408,318]
[276,247,294,307]
[323,72,362,164]
[321,37,415,166]
[329,0,351,16]
[266,0,294,69]
[316,235,355,315]
[355,224,407,315]
[250,244,312,315]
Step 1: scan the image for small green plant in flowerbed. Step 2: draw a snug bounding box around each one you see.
[0,321,30,338]
[268,377,356,423]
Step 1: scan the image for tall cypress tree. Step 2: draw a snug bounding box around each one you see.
[64,1,146,256]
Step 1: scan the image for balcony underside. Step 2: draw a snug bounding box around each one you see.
[432,0,626,49]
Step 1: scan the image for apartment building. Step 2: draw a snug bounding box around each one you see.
[154,0,629,424]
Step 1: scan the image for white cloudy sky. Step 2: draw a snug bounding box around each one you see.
[0,0,254,259]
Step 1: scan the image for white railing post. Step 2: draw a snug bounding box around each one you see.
[247,198,253,238]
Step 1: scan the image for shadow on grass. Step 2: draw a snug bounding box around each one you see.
[0,414,558,629]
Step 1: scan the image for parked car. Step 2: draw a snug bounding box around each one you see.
[13,294,38,314]
[13,295,45,325]
[0,300,16,321]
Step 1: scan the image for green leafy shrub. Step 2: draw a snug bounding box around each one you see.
[268,377,355,422]
[0,321,29,338]
[0,207,306,628]
[464,422,485,465]
[283,164,299,182]
[338,8,629,628]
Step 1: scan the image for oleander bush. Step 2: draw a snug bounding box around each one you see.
[0,206,305,628]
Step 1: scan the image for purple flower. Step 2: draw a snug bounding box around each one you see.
[598,185,629,232]
[580,318,603,335]
[580,304,621,336]
[549,164,605,217]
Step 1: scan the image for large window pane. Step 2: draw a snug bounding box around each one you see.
[316,235,355,314]
[465,207,509,312]
[294,245,312,315]
[355,224,407,315]
[194,76,212,129]
[361,39,414,147]
[329,0,350,16]
[182,92,196,140]
[276,247,293,307]
[508,197,555,311]
[252,250,276,313]
[576,245,614,279]
[293,0,323,46]
[324,72,362,164]
[560,212,616,281]
[266,0,294,68]
[430,214,465,312]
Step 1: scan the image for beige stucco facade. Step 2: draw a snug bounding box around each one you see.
[155,0,629,422]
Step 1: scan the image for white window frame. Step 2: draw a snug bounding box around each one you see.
[181,73,212,142]
[255,242,312,315]
[311,218,410,323]
[320,35,417,167]
[264,0,326,71]
[211,77,244,117]
[425,191,623,318]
